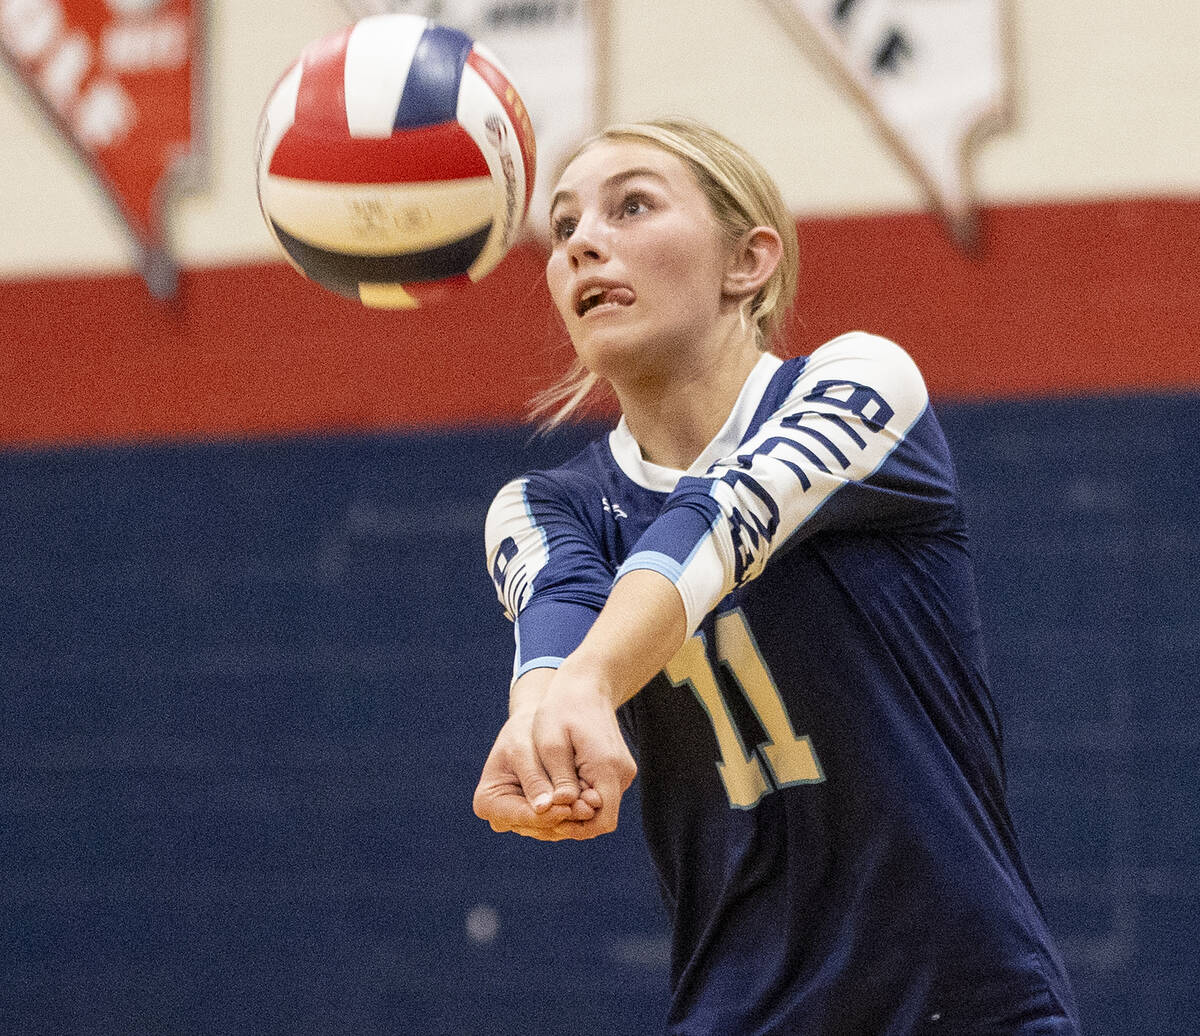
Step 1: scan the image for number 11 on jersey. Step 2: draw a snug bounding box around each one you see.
[665,609,825,809]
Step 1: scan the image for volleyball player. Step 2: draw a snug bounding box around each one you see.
[473,118,1080,1034]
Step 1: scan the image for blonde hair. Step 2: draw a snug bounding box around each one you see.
[533,117,800,430]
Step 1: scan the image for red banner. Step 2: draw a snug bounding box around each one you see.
[0,0,204,297]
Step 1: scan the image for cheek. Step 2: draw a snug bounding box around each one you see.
[647,269,699,327]
[642,237,725,312]
[544,254,573,319]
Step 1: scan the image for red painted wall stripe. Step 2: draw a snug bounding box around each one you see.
[1,197,1197,448]
[792,197,1200,401]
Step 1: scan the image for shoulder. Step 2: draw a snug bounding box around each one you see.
[796,331,922,376]
[785,331,928,412]
[799,332,923,381]
[484,439,612,548]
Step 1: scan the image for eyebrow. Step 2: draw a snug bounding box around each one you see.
[548,166,671,220]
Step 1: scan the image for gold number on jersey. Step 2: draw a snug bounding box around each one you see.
[664,609,824,809]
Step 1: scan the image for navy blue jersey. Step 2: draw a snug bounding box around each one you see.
[485,334,1080,1034]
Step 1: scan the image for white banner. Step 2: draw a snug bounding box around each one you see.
[340,0,607,237]
[762,0,1012,247]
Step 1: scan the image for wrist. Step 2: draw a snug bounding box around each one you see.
[508,666,556,718]
[554,652,627,710]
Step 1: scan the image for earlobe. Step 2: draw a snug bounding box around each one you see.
[723,227,784,300]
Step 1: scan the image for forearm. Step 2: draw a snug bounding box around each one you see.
[556,568,687,708]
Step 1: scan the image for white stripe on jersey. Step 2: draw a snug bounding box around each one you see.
[484,477,549,620]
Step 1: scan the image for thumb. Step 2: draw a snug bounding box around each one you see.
[509,745,556,814]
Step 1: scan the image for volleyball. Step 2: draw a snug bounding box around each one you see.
[255,14,536,309]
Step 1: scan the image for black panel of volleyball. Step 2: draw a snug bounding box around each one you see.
[270,219,493,298]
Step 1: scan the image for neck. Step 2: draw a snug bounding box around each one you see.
[613,328,764,471]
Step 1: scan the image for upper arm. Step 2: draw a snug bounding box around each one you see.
[484,473,614,682]
[618,334,957,632]
[705,333,945,560]
[485,477,550,622]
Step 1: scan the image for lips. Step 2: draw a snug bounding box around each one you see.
[574,280,636,317]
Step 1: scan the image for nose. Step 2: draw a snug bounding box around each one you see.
[566,211,607,269]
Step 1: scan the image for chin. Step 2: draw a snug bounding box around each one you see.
[575,328,681,386]
[571,333,640,377]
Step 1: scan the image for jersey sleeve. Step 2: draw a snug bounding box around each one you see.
[616,333,957,636]
[484,471,613,683]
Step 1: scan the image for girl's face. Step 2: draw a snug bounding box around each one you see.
[545,139,735,383]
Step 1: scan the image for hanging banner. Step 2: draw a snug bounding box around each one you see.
[340,0,608,238]
[761,0,1012,248]
[0,0,205,297]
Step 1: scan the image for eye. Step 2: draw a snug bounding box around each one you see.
[619,192,650,218]
[551,214,577,242]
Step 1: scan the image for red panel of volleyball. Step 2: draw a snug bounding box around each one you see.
[255,14,536,309]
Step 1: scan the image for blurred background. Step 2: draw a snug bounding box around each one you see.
[1,1,1197,1033]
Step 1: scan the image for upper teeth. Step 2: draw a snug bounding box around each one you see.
[581,287,605,310]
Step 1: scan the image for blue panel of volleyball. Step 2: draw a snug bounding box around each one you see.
[256,14,536,309]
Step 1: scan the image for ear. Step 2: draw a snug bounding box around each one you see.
[722,226,783,301]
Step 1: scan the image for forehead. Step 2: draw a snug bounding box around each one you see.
[552,138,700,202]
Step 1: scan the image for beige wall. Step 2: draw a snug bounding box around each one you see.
[1,0,1197,279]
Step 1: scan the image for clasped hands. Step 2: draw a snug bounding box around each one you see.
[474,569,685,841]
[472,662,638,841]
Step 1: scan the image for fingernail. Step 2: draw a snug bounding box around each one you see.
[532,793,551,812]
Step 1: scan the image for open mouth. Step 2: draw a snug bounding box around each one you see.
[576,284,635,317]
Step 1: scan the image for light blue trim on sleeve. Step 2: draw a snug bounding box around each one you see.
[615,550,684,584]
[520,479,550,556]
[683,507,724,568]
[514,655,566,680]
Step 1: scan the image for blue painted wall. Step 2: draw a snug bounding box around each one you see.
[2,396,1196,1034]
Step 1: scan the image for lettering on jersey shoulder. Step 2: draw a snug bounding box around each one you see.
[716,472,779,585]
[713,378,899,586]
[798,379,896,432]
[492,535,532,617]
[492,535,519,588]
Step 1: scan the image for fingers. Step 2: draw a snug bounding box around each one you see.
[533,711,632,812]
[507,735,597,816]
[475,768,611,841]
[509,821,600,841]
[510,813,619,841]
[510,824,577,841]
[476,674,635,841]
[535,729,588,807]
[502,792,601,839]
[569,794,598,820]
[576,749,637,836]
[474,765,596,835]
[490,805,574,834]
[473,744,571,832]
[474,782,575,833]
[506,769,633,842]
[473,744,599,841]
